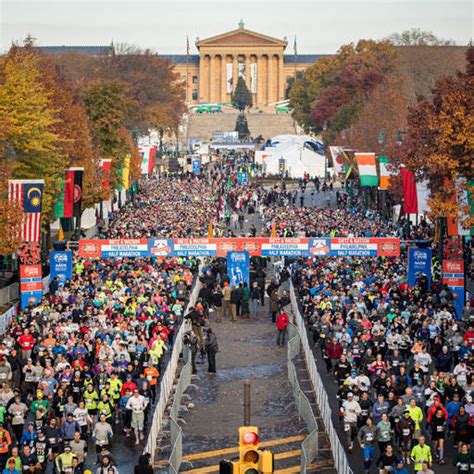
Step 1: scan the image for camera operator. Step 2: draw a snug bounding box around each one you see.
[183,331,199,375]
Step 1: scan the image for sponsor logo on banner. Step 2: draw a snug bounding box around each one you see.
[147,239,174,257]
[308,238,331,256]
[330,238,378,256]
[20,264,42,310]
[50,251,73,285]
[227,251,250,286]
[79,240,102,259]
[174,238,217,257]
[101,239,149,258]
[261,238,309,256]
[442,260,465,319]
[407,247,432,287]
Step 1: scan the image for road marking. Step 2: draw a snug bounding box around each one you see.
[274,460,333,473]
[179,447,305,473]
[181,434,305,462]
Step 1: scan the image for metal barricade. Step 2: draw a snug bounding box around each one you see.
[0,283,19,306]
[286,323,319,473]
[144,275,202,464]
[290,282,353,474]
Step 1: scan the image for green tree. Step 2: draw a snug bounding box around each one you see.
[232,77,252,111]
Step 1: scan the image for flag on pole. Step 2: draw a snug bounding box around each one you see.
[58,221,64,241]
[207,220,214,237]
[99,159,112,190]
[447,177,473,236]
[63,167,84,218]
[377,156,391,190]
[293,36,297,56]
[8,179,45,243]
[271,219,277,237]
[121,155,131,190]
[355,153,378,186]
[401,166,418,214]
[186,36,190,55]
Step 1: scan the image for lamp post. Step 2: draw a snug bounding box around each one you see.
[378,129,386,218]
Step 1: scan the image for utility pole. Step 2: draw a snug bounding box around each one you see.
[243,380,251,426]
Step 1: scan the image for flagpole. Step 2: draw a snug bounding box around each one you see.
[293,35,297,80]
[186,35,189,105]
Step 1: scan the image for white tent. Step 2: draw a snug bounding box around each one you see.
[258,135,327,178]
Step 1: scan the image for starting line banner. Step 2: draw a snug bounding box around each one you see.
[79,237,400,258]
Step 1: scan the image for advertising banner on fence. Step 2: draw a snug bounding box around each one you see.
[407,247,432,288]
[147,239,174,257]
[261,238,309,257]
[174,239,217,257]
[20,264,42,310]
[442,260,465,319]
[50,251,73,285]
[78,237,401,258]
[227,251,250,286]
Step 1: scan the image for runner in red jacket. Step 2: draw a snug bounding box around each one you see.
[276,311,289,346]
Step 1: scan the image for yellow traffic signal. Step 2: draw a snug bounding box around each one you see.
[238,426,260,474]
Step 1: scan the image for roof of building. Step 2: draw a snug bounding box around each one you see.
[284,54,330,64]
[161,54,327,66]
[159,55,200,65]
[35,46,113,56]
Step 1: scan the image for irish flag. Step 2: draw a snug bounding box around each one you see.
[355,153,378,186]
[378,156,390,190]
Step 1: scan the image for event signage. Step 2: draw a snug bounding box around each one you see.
[174,238,217,257]
[227,251,250,286]
[101,239,149,258]
[407,247,432,288]
[261,238,310,257]
[20,264,43,310]
[78,237,401,258]
[442,260,465,319]
[192,159,201,175]
[50,251,73,285]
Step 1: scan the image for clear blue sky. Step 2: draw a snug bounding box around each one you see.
[1,0,472,54]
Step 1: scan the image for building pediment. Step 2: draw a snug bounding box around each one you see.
[196,28,287,48]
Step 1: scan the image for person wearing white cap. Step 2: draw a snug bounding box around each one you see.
[341,392,361,452]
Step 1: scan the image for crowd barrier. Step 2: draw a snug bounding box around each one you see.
[168,345,193,473]
[0,282,19,306]
[290,282,353,474]
[287,324,319,473]
[144,275,202,464]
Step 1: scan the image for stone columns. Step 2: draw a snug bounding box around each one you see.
[209,54,217,102]
[232,55,238,95]
[245,55,251,91]
[278,54,285,101]
[256,54,264,107]
[199,54,210,103]
[267,54,274,105]
[221,55,227,102]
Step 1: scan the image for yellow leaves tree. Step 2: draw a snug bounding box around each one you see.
[0,45,65,222]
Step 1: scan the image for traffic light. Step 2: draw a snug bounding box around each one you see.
[239,426,260,474]
[237,427,274,473]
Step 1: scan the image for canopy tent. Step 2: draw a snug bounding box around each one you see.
[256,135,327,178]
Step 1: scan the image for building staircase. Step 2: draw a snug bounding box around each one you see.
[186,111,297,142]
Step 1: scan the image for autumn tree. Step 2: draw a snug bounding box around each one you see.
[386,28,455,46]
[401,47,473,220]
[0,44,64,220]
[84,81,136,190]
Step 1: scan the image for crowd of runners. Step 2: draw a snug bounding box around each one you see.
[0,177,210,473]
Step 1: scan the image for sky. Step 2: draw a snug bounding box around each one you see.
[1,0,472,54]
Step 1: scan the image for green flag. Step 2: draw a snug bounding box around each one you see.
[53,178,65,219]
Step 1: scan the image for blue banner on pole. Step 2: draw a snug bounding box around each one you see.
[50,251,73,286]
[192,159,201,174]
[227,251,250,287]
[407,247,432,288]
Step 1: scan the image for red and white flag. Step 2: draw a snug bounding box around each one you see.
[8,179,45,243]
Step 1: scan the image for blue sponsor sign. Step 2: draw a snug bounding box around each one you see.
[227,251,250,287]
[147,238,174,257]
[192,159,201,174]
[237,171,248,185]
[408,247,432,287]
[50,251,73,285]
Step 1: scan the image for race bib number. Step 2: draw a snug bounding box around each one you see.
[344,423,350,432]
[436,425,444,432]
[366,433,373,441]
[402,429,410,436]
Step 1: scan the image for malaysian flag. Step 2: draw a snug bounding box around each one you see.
[8,179,45,243]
